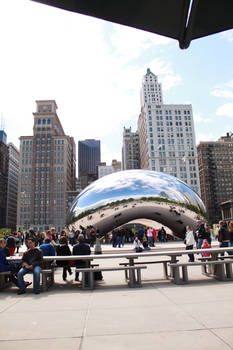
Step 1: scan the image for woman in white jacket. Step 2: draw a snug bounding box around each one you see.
[185,225,195,262]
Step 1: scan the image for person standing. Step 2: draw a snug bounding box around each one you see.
[195,220,206,249]
[146,227,154,246]
[17,238,43,295]
[184,225,195,262]
[218,221,230,256]
[228,221,233,255]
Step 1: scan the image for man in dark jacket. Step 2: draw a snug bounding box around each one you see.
[218,221,230,256]
[17,238,43,295]
[195,220,206,249]
[72,234,91,282]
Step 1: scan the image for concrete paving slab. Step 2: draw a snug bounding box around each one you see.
[182,300,233,328]
[85,304,203,336]
[0,338,81,350]
[3,292,91,313]
[91,288,174,309]
[0,309,86,341]
[212,328,233,348]
[159,282,233,305]
[82,330,231,350]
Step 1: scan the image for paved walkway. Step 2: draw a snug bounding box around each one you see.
[1,241,233,350]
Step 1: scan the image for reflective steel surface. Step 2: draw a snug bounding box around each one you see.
[67,170,206,237]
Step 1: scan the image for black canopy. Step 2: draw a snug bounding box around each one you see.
[31,0,233,49]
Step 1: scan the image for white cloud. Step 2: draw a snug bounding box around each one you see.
[216,103,233,118]
[221,30,233,42]
[144,58,182,91]
[211,78,233,100]
[212,89,233,99]
[193,113,211,123]
[110,24,172,63]
[196,132,214,145]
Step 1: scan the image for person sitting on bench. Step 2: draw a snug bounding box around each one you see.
[17,238,42,295]
[0,238,24,287]
[72,234,91,282]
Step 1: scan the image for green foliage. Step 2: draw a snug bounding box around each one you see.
[0,228,11,235]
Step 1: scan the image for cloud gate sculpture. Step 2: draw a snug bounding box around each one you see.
[67,170,206,238]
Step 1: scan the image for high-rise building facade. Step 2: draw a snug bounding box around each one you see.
[137,68,200,194]
[6,143,19,230]
[122,127,140,170]
[0,132,8,228]
[17,100,76,232]
[98,159,121,178]
[197,132,233,224]
[78,139,100,189]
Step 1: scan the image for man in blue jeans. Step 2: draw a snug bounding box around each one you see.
[17,238,43,295]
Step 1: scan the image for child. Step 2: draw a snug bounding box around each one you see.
[201,239,211,257]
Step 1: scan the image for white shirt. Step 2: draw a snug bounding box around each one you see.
[185,230,195,246]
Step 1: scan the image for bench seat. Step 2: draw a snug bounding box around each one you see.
[119,260,171,279]
[75,265,147,289]
[169,260,233,284]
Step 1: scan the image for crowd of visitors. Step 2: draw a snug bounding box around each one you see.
[1,219,233,294]
[183,219,233,262]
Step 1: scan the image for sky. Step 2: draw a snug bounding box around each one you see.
[0,0,233,166]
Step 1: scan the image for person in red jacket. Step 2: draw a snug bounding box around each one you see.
[201,239,211,257]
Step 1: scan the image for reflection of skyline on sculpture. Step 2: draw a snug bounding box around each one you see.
[67,170,206,237]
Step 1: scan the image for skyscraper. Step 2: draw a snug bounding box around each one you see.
[197,133,233,224]
[137,68,200,194]
[6,143,19,230]
[98,159,121,178]
[17,100,76,232]
[122,127,140,170]
[78,139,100,189]
[0,131,19,230]
[0,132,8,228]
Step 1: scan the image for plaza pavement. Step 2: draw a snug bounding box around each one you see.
[0,241,233,350]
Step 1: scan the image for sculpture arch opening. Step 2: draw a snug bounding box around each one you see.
[67,170,206,238]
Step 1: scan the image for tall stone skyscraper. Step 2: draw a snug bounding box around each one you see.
[137,68,200,195]
[0,131,19,230]
[78,139,100,190]
[0,131,9,228]
[17,100,76,232]
[197,133,233,224]
[122,127,140,170]
[6,143,19,230]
